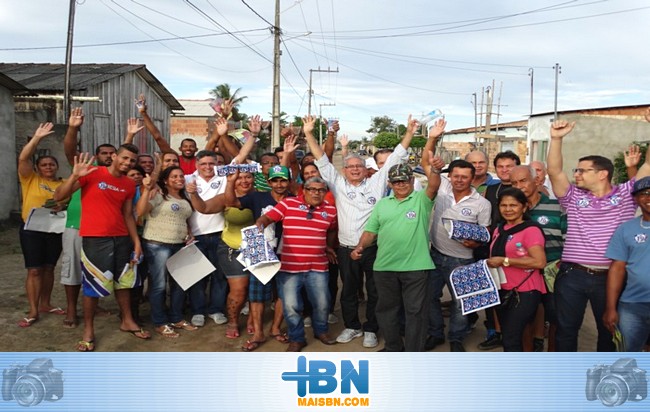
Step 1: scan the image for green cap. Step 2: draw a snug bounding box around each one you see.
[267,165,290,181]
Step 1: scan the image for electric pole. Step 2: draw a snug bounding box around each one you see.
[318,103,336,145]
[528,68,534,116]
[271,0,281,149]
[307,67,339,116]
[553,63,561,120]
[64,0,77,120]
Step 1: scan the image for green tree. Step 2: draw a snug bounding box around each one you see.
[373,132,400,148]
[366,116,396,135]
[210,83,247,121]
[613,142,648,184]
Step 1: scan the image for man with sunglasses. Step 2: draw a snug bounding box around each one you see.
[257,177,338,352]
[547,114,650,352]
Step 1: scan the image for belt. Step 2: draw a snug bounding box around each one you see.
[564,262,608,276]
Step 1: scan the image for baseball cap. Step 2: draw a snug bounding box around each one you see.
[388,163,413,183]
[365,158,379,171]
[632,176,650,195]
[267,165,290,181]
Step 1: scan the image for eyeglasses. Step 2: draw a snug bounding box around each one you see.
[304,187,327,194]
[305,205,315,220]
[572,168,601,175]
[345,164,364,169]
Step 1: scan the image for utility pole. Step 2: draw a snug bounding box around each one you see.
[318,103,336,145]
[271,0,281,149]
[528,68,534,116]
[553,63,561,120]
[307,67,339,116]
[64,0,77,120]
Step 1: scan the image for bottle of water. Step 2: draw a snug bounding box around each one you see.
[417,109,443,126]
[514,242,527,257]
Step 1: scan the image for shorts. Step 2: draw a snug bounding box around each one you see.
[19,224,62,269]
[217,242,248,279]
[81,236,138,298]
[248,274,272,302]
[60,227,82,286]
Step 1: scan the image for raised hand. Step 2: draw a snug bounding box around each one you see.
[215,117,229,136]
[136,94,147,113]
[72,153,97,177]
[127,118,144,135]
[222,99,234,119]
[283,134,299,153]
[248,115,262,135]
[428,118,447,140]
[550,120,575,140]
[405,115,418,135]
[33,122,55,140]
[328,119,340,134]
[624,145,641,168]
[338,134,349,148]
[69,107,84,128]
[302,115,316,135]
[429,153,445,171]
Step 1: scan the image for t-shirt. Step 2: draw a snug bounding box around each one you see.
[528,193,566,262]
[605,217,650,303]
[222,207,254,249]
[142,193,193,244]
[78,167,136,237]
[186,171,227,236]
[558,180,636,267]
[254,173,271,192]
[491,224,546,293]
[179,156,197,175]
[265,196,337,273]
[365,190,435,272]
[19,172,64,222]
[65,190,82,229]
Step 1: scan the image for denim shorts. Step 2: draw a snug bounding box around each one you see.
[217,242,247,279]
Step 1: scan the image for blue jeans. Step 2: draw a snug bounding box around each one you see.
[143,241,185,326]
[188,232,227,316]
[555,263,614,352]
[276,271,330,343]
[428,248,474,342]
[618,301,650,352]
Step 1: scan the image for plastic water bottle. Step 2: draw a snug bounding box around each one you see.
[514,242,527,257]
[417,109,444,126]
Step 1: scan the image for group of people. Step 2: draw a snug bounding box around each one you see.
[15,95,650,352]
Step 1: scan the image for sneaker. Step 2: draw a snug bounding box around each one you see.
[362,332,378,348]
[477,333,503,350]
[450,341,466,352]
[336,328,363,343]
[327,313,339,324]
[240,302,249,316]
[208,312,228,325]
[304,316,312,328]
[191,314,205,327]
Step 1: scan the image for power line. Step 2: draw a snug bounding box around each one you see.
[240,0,274,27]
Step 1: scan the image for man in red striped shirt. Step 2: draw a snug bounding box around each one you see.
[257,177,338,352]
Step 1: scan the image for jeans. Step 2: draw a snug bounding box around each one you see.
[428,248,474,342]
[188,232,227,316]
[555,263,614,352]
[276,271,331,343]
[497,289,541,352]
[375,270,430,352]
[337,246,378,333]
[143,241,185,326]
[303,261,340,317]
[618,301,650,352]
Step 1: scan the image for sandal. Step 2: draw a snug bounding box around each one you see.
[156,325,179,339]
[270,332,289,344]
[119,327,151,340]
[172,320,198,331]
[63,318,78,329]
[77,340,95,352]
[242,339,266,352]
[226,325,240,339]
[18,317,38,328]
[247,325,255,335]
[40,307,66,315]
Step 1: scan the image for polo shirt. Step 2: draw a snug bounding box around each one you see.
[558,180,636,267]
[606,217,650,302]
[186,171,227,236]
[365,189,435,272]
[430,177,492,259]
[315,144,408,247]
[528,193,566,262]
[265,196,337,273]
[254,173,271,192]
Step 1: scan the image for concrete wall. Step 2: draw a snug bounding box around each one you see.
[0,87,18,222]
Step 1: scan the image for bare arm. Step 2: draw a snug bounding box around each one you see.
[223,172,242,208]
[350,231,378,260]
[420,118,446,173]
[138,94,173,153]
[547,120,575,198]
[425,151,444,200]
[323,120,339,159]
[303,115,325,160]
[135,175,154,218]
[603,260,627,334]
[19,123,55,177]
[281,134,301,193]
[338,134,348,159]
[486,244,547,270]
[64,107,84,165]
[124,118,144,145]
[255,214,275,229]
[122,196,142,263]
[53,153,96,201]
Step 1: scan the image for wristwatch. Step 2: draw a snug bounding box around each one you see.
[503,257,510,267]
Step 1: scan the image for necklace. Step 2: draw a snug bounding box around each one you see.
[640,218,650,230]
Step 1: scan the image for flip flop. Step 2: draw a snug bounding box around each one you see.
[270,332,289,344]
[120,328,151,340]
[40,307,66,315]
[246,326,255,335]
[63,318,78,329]
[242,339,266,352]
[226,325,240,339]
[77,340,95,352]
[18,317,38,328]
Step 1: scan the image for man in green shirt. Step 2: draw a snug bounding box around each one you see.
[352,156,443,351]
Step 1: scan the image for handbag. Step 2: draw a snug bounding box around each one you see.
[500,269,536,310]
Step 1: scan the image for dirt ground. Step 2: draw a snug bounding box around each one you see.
[0,221,600,353]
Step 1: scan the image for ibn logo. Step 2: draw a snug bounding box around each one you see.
[282,356,369,397]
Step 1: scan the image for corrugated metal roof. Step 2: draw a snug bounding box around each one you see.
[0,63,183,110]
[0,72,31,94]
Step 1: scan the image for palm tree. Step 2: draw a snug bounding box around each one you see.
[209,83,248,121]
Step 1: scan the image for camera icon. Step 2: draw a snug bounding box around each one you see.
[586,358,647,407]
[2,358,63,407]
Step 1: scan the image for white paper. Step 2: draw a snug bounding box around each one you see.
[24,208,66,233]
[166,242,216,291]
[236,253,281,285]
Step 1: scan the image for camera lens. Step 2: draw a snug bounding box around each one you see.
[11,375,46,407]
[596,376,629,407]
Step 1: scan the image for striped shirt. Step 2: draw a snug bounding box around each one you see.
[315,145,408,246]
[558,180,636,267]
[264,196,337,273]
[528,193,566,262]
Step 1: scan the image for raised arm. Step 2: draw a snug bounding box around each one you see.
[64,107,84,165]
[123,118,144,145]
[53,153,96,201]
[137,94,173,153]
[223,171,242,208]
[547,120,575,198]
[425,151,444,200]
[135,174,155,218]
[19,123,55,178]
[420,118,446,173]
[338,134,349,159]
[635,109,650,180]
[303,115,324,159]
[323,120,339,160]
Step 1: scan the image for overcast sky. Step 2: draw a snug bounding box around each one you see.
[2,0,650,138]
